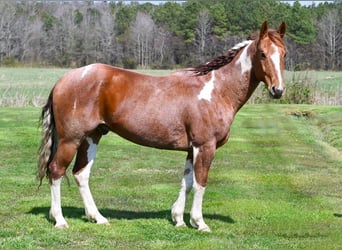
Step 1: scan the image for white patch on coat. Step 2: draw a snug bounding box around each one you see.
[231,40,253,50]
[270,43,284,90]
[235,41,253,74]
[73,100,77,111]
[198,71,215,101]
[81,64,93,79]
[74,137,97,189]
[193,146,199,162]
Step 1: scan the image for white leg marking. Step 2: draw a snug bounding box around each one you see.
[190,180,210,232]
[270,43,284,90]
[50,177,69,228]
[190,147,211,232]
[198,71,215,102]
[81,64,93,79]
[74,137,109,225]
[235,41,253,74]
[172,158,193,227]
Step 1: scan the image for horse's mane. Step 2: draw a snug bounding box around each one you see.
[191,40,254,76]
[191,28,284,76]
[190,28,284,76]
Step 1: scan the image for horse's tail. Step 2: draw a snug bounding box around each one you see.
[37,90,57,186]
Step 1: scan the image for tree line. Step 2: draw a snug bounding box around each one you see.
[0,0,341,70]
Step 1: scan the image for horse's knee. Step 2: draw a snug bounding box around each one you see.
[49,160,66,180]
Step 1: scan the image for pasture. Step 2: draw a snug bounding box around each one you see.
[1,68,342,106]
[0,68,341,249]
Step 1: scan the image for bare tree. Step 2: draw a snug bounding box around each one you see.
[22,19,44,64]
[317,9,342,70]
[0,2,17,61]
[130,12,156,68]
[98,5,118,65]
[153,26,174,67]
[194,10,211,63]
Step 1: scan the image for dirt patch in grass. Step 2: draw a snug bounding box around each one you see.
[286,110,315,118]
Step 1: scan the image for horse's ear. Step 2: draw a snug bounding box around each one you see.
[278,22,286,38]
[259,21,268,39]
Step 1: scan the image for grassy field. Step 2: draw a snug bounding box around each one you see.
[0,104,341,249]
[0,68,341,248]
[0,68,171,107]
[285,71,342,105]
[0,67,341,106]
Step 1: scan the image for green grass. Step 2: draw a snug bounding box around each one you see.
[0,105,341,249]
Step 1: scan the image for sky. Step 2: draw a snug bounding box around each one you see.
[125,0,334,6]
[92,0,335,6]
[281,0,334,5]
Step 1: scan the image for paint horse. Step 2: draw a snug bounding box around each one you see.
[38,21,286,232]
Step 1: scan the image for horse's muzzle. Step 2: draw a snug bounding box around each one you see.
[269,85,284,99]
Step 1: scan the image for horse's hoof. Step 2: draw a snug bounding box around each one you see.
[190,218,211,232]
[55,223,69,229]
[175,222,187,228]
[97,221,110,226]
[198,225,211,233]
[190,218,197,229]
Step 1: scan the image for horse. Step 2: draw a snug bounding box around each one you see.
[38,21,286,232]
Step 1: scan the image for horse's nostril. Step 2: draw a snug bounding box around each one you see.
[270,85,283,98]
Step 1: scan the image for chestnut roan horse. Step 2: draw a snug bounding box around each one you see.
[38,21,286,232]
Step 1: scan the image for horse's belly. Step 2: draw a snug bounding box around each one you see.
[109,117,189,150]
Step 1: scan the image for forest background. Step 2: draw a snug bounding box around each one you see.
[0,0,341,70]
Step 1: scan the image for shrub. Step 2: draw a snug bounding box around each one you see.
[250,71,314,104]
[281,71,313,104]
[1,56,19,67]
[122,58,137,69]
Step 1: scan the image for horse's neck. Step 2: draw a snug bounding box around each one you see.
[217,52,260,112]
[235,72,260,111]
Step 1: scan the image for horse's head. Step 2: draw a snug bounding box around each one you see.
[253,21,286,99]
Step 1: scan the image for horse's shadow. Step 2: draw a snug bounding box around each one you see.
[28,206,235,225]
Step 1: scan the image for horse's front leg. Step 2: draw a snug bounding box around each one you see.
[73,135,109,225]
[190,142,216,232]
[172,151,193,227]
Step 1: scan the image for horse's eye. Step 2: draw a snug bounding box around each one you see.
[260,52,266,59]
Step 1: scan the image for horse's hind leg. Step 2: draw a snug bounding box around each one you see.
[73,132,109,225]
[49,140,79,228]
[171,150,194,227]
